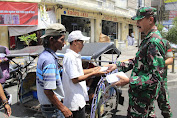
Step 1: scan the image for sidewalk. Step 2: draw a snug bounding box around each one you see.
[102,45,177,87]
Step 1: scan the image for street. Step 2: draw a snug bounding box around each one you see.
[0,73,176,118]
[116,83,177,118]
[0,46,176,118]
[0,0,177,117]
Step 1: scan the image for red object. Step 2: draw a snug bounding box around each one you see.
[0,1,38,26]
[167,49,172,52]
[10,36,15,49]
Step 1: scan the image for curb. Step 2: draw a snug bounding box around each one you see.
[121,77,177,89]
[168,79,177,87]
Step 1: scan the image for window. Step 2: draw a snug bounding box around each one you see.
[115,0,127,9]
[61,15,91,37]
[102,20,118,41]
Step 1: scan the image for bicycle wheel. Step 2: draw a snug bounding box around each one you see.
[97,85,119,118]
[90,78,106,118]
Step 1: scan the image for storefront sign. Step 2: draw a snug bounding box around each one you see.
[0,1,38,26]
[103,15,118,22]
[113,18,118,22]
[169,11,177,19]
[65,10,88,17]
[103,15,113,21]
[165,2,177,10]
[164,0,177,3]
[163,20,173,25]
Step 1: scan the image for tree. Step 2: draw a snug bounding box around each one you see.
[157,24,164,32]
[166,26,177,44]
[172,16,177,26]
[166,16,177,44]
[18,33,37,47]
[157,24,167,38]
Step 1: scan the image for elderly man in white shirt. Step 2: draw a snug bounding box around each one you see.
[62,30,107,118]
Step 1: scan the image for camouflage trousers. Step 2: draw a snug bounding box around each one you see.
[127,82,160,118]
[149,81,172,118]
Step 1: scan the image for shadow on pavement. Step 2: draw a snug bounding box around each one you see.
[112,115,127,118]
[0,102,43,118]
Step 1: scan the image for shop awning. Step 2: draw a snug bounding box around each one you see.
[8,9,56,36]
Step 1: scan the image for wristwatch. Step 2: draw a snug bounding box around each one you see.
[2,99,10,107]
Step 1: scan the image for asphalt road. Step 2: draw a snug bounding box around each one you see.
[0,46,176,118]
[116,84,177,118]
[0,72,177,118]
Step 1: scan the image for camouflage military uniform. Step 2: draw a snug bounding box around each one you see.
[117,28,166,118]
[149,39,173,118]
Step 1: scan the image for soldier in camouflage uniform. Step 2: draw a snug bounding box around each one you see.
[149,39,173,118]
[105,7,167,118]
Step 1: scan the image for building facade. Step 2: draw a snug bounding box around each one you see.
[0,0,151,48]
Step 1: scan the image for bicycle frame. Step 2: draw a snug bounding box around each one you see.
[89,51,121,118]
[90,76,106,118]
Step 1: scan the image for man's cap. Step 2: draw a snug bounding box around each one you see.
[131,7,157,21]
[68,30,90,43]
[40,23,66,38]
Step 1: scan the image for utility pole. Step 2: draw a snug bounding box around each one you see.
[138,0,141,8]
[137,0,141,47]
[159,0,162,24]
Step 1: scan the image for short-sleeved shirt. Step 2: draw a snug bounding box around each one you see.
[62,49,89,111]
[0,45,10,83]
[36,48,64,105]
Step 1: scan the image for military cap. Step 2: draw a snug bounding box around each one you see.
[131,7,157,20]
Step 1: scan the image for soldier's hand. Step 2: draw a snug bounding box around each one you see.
[104,64,117,72]
[112,74,129,87]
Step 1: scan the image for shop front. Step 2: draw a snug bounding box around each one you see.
[61,15,91,40]
[0,1,39,49]
[58,8,98,42]
[102,15,122,42]
[102,20,117,42]
[8,5,57,49]
[101,14,137,48]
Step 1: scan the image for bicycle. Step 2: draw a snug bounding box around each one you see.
[90,56,125,118]
[90,69,123,118]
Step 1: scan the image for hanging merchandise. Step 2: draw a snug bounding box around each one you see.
[40,5,49,22]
